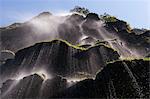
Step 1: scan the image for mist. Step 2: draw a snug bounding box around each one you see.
[1,11,147,59]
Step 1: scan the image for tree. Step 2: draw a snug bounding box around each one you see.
[70,6,90,16]
[100,13,117,22]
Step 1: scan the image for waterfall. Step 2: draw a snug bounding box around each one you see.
[96,21,140,58]
[78,20,89,45]
[122,62,143,97]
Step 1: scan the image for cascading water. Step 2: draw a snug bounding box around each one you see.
[96,21,140,58]
[78,20,88,45]
[122,62,143,97]
[77,19,140,59]
[1,11,149,98]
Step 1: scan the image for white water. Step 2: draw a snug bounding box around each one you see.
[78,20,88,45]
[96,21,140,58]
[122,62,143,97]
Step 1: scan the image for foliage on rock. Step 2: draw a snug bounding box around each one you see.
[70,6,90,16]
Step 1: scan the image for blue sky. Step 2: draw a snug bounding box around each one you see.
[0,0,150,29]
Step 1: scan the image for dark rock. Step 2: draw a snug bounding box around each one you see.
[1,10,150,99]
[2,59,149,98]
[1,79,16,94]
[53,79,95,98]
[105,19,129,32]
[82,21,101,39]
[40,75,67,98]
[95,59,150,98]
[132,28,148,35]
[86,13,100,20]
[58,14,84,44]
[1,12,149,58]
[1,74,44,99]
[0,40,119,82]
[104,19,150,57]
[1,74,68,99]
[54,59,150,98]
[0,50,15,65]
[0,12,84,52]
[78,44,92,48]
[140,30,150,37]
[67,13,84,23]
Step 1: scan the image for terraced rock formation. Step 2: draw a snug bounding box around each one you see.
[1,59,149,98]
[0,40,119,82]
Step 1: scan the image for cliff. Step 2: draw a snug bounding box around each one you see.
[1,13,149,57]
[0,40,119,82]
[1,59,149,98]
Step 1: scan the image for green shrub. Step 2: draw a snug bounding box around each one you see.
[70,6,90,16]
[100,13,117,22]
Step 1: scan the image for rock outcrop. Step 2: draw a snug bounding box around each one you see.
[1,12,149,57]
[105,20,150,57]
[0,10,149,99]
[0,40,119,82]
[1,59,149,98]
[54,59,150,98]
[1,74,43,99]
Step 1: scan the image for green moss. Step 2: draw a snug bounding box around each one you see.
[142,57,150,61]
[58,39,86,50]
[38,39,86,50]
[35,39,118,54]
[120,57,150,61]
[106,58,150,65]
[101,14,117,23]
[106,59,121,65]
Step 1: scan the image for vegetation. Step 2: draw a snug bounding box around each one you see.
[70,6,90,16]
[126,23,132,33]
[41,39,86,50]
[121,57,150,61]
[39,39,118,53]
[100,13,132,32]
[106,58,150,65]
[100,13,117,23]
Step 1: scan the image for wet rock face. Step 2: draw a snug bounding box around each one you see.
[0,40,119,81]
[1,74,68,99]
[0,11,149,98]
[1,79,16,94]
[0,13,84,52]
[53,79,95,98]
[1,74,67,99]
[1,12,149,57]
[1,59,149,98]
[105,19,128,32]
[132,28,147,35]
[58,22,82,44]
[105,20,150,57]
[95,59,149,98]
[1,24,33,52]
[0,50,15,65]
[86,13,100,21]
[118,30,150,57]
[54,59,150,98]
[40,75,67,98]
[1,74,44,99]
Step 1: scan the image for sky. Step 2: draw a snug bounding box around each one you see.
[0,0,150,29]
